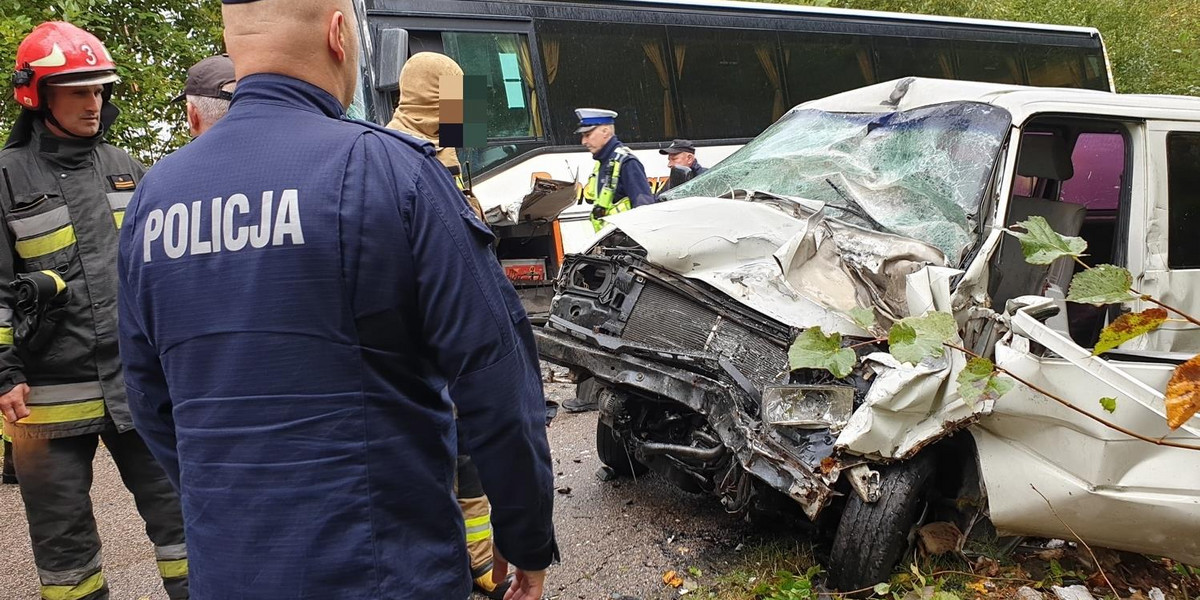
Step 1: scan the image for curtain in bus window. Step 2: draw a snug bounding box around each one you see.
[780,33,875,104]
[442,32,536,139]
[955,41,1022,84]
[669,27,778,140]
[542,39,560,86]
[498,35,543,137]
[754,45,785,121]
[643,42,677,138]
[1024,46,1086,88]
[535,21,670,143]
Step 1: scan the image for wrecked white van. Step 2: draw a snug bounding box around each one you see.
[534,78,1200,589]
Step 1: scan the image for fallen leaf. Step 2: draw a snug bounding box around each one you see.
[918,521,964,556]
[1166,355,1200,429]
[850,306,877,330]
[1099,397,1117,413]
[1067,264,1133,305]
[1008,215,1088,265]
[663,570,683,588]
[820,456,837,474]
[1093,308,1169,355]
[965,580,988,595]
[956,357,1014,405]
[889,312,958,365]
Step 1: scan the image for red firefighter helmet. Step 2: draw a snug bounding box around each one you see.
[11,21,119,110]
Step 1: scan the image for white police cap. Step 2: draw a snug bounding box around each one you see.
[575,108,617,134]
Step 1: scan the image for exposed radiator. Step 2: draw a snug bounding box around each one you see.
[622,283,787,388]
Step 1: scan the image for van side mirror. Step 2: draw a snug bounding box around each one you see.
[374,28,409,92]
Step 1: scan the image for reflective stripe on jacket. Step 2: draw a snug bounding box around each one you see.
[0,117,144,439]
[583,145,634,232]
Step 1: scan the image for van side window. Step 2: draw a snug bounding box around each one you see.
[780,32,875,104]
[537,20,671,143]
[442,32,540,139]
[1167,133,1200,269]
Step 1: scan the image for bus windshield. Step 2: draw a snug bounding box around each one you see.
[662,102,1012,261]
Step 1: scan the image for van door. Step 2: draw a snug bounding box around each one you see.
[1136,121,1200,353]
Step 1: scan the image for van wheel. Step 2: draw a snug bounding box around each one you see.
[596,421,647,477]
[828,455,936,591]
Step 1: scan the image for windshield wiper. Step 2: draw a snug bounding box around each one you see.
[824,178,885,230]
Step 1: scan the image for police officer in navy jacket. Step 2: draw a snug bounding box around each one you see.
[115,0,557,598]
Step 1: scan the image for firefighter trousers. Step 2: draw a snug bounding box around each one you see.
[455,454,494,578]
[12,428,188,600]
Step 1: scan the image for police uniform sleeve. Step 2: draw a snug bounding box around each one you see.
[354,133,558,570]
[619,157,656,208]
[116,187,181,489]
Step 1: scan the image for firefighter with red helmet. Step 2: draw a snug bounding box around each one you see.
[0,22,189,600]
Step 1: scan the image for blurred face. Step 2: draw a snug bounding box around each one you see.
[580,125,613,154]
[44,84,104,138]
[667,152,695,169]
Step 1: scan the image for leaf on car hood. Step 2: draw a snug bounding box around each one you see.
[1067,264,1133,305]
[1008,215,1088,265]
[1093,308,1169,355]
[788,326,856,378]
[1166,355,1200,430]
[955,357,1013,406]
[888,312,957,365]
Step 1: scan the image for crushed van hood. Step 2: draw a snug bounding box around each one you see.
[604,192,949,336]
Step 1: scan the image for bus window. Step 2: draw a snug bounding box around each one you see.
[955,40,1023,84]
[669,28,782,139]
[873,37,956,81]
[442,32,540,139]
[537,20,671,143]
[780,32,875,104]
[1023,45,1107,90]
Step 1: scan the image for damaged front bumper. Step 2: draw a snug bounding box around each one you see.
[537,315,841,520]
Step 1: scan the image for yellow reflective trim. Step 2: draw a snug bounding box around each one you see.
[0,327,12,345]
[464,514,490,529]
[157,558,188,579]
[18,400,105,425]
[16,225,76,259]
[466,528,492,543]
[38,270,67,294]
[41,571,105,600]
[112,211,125,230]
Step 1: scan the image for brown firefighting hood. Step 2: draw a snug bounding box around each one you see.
[386,52,463,170]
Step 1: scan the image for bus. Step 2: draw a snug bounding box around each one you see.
[349,0,1114,316]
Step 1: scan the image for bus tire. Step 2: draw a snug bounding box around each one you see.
[828,454,936,591]
[596,420,647,477]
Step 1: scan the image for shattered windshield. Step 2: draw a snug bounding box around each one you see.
[662,102,1011,261]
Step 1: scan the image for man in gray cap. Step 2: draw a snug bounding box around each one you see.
[173,54,236,137]
[658,138,707,194]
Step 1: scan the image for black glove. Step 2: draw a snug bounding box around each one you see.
[11,271,70,354]
[591,205,607,220]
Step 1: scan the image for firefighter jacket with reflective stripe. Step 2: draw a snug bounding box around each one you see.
[117,74,557,599]
[583,137,654,231]
[0,117,142,440]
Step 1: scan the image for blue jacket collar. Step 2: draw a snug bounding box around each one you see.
[592,136,622,162]
[230,73,346,119]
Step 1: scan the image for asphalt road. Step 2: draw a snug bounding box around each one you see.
[1,371,803,600]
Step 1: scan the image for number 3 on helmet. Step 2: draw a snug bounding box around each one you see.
[11,21,119,110]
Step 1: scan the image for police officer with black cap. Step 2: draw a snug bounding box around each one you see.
[658,138,707,194]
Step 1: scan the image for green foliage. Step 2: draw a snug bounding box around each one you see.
[761,0,1200,96]
[888,312,958,365]
[1067,264,1134,305]
[850,306,877,330]
[1008,216,1088,265]
[1,1,224,164]
[1094,308,1170,355]
[1099,396,1117,413]
[956,357,1014,405]
[788,326,857,378]
[752,566,823,600]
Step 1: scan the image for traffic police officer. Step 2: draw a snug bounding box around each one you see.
[116,0,557,598]
[0,21,188,600]
[577,108,655,231]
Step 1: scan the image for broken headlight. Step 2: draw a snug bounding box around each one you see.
[761,385,855,430]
